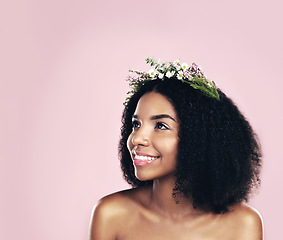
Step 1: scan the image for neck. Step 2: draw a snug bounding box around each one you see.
[149,176,204,219]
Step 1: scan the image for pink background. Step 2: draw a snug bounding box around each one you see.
[1,0,282,239]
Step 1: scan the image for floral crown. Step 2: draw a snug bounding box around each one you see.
[124,57,220,105]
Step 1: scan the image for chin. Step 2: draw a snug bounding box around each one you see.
[135,171,151,181]
[134,168,176,182]
[134,167,158,181]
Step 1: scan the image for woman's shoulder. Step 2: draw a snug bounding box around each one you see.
[96,188,134,207]
[228,203,263,224]
[224,203,263,239]
[95,186,149,210]
[91,187,147,220]
[89,187,150,240]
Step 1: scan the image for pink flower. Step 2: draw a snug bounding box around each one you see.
[191,64,198,73]
[184,71,193,79]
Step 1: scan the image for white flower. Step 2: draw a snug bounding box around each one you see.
[181,63,189,70]
[166,71,175,78]
[173,60,180,66]
[177,71,183,80]
[148,69,156,78]
[158,73,164,79]
[175,65,181,71]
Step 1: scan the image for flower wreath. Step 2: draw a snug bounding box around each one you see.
[124,57,220,105]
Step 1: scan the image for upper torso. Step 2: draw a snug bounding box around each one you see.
[90,187,263,240]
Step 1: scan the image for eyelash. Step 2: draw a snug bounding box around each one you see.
[131,120,169,130]
[155,121,169,130]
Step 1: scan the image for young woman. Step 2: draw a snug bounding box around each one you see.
[89,58,263,240]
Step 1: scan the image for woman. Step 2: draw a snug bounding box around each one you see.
[89,58,263,239]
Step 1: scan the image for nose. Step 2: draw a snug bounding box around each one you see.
[131,128,151,147]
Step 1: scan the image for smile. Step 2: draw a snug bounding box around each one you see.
[133,153,160,166]
[134,155,159,161]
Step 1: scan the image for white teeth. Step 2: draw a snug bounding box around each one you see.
[134,155,158,161]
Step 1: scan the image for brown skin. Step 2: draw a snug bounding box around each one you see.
[89,92,263,240]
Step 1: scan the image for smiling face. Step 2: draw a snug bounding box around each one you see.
[127,92,179,181]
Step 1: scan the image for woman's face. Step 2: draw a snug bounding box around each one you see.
[127,92,179,181]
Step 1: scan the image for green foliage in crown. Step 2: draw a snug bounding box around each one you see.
[124,57,220,105]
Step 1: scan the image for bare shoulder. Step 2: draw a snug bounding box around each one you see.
[89,187,148,240]
[227,203,263,240]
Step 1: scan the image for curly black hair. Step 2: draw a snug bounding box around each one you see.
[119,78,262,213]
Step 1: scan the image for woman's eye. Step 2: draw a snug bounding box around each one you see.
[155,122,169,130]
[132,120,140,129]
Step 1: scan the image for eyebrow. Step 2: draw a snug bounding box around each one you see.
[132,114,176,122]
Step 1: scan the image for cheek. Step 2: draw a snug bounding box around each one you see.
[167,139,179,156]
[155,136,179,156]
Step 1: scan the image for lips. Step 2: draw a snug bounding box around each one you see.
[132,151,160,166]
